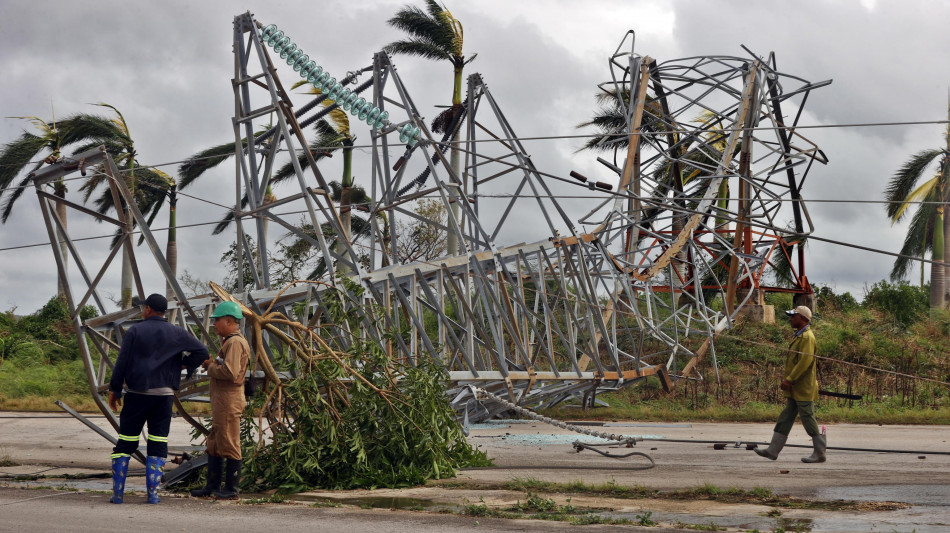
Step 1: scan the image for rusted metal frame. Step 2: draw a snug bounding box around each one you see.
[613,56,652,247]
[649,59,697,302]
[638,63,759,284]
[725,155,754,310]
[412,268,474,372]
[767,76,811,283]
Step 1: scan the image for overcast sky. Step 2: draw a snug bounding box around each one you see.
[0,0,948,313]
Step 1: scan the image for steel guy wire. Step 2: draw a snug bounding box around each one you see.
[0,117,946,174]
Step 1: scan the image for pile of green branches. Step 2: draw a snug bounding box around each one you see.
[208,281,490,492]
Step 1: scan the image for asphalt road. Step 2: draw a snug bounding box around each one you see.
[1,412,948,532]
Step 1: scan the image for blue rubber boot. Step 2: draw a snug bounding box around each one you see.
[109,455,130,504]
[145,456,165,504]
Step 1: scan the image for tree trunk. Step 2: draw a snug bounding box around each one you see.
[336,145,354,275]
[446,67,464,257]
[943,203,950,308]
[337,186,353,275]
[165,187,178,299]
[930,208,944,309]
[54,182,68,299]
[120,159,136,309]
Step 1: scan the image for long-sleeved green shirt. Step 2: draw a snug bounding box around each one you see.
[783,327,817,401]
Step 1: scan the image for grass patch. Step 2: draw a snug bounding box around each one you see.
[674,521,727,531]
[503,477,656,498]
[451,478,908,513]
[464,493,624,525]
[239,495,288,504]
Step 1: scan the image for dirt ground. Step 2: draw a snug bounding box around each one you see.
[1,412,948,532]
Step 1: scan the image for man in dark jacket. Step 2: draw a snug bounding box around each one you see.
[107,293,209,504]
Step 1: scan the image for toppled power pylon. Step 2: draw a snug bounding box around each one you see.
[33,13,828,437]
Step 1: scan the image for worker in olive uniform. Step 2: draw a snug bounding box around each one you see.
[755,305,826,463]
[109,293,209,504]
[191,301,250,499]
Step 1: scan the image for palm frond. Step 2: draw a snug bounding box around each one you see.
[178,140,244,190]
[890,199,937,281]
[0,173,35,223]
[889,175,940,223]
[94,103,131,137]
[0,132,49,188]
[884,148,943,220]
[57,113,132,148]
[384,0,458,61]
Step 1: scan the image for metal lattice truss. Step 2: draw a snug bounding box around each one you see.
[33,15,829,432]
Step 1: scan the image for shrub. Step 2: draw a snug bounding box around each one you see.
[814,285,858,313]
[863,280,928,327]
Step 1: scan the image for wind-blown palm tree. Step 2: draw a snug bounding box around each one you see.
[384,0,476,255]
[0,109,133,300]
[885,104,950,308]
[0,116,69,297]
[65,104,151,309]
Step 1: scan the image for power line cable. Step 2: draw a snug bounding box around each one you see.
[1,117,947,175]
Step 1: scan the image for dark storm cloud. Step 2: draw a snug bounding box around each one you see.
[0,0,947,312]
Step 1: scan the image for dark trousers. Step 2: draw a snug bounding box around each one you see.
[112,392,174,458]
[773,396,819,437]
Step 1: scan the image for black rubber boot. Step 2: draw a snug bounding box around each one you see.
[190,455,223,497]
[213,458,242,499]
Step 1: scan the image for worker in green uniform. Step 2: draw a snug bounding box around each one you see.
[755,305,826,463]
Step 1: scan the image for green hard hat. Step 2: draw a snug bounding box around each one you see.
[211,301,244,320]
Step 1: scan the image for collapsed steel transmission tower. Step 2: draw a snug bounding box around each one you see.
[35,13,828,437]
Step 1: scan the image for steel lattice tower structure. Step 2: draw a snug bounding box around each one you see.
[33,14,828,440]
